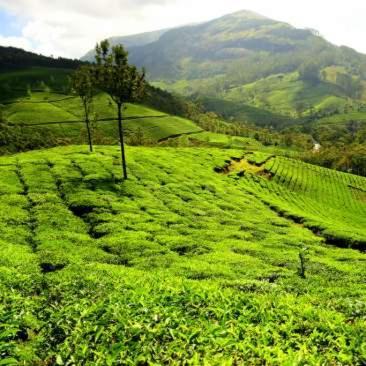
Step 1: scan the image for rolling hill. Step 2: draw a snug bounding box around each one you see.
[0,145,365,364]
[0,49,205,150]
[1,91,201,143]
[82,10,366,127]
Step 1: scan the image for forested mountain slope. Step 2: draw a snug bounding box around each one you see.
[82,10,366,123]
[0,46,82,71]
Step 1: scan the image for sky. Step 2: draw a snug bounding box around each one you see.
[0,0,365,59]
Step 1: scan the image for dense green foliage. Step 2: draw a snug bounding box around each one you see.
[0,117,60,154]
[301,144,366,176]
[0,46,83,72]
[0,67,72,100]
[0,146,365,364]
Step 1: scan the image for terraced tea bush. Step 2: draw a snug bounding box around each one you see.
[247,155,366,248]
[0,146,365,364]
[2,92,202,144]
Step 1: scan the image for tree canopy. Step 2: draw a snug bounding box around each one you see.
[94,40,146,179]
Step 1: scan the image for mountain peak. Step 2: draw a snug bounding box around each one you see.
[223,9,269,20]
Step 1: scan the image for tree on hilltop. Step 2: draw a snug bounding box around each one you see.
[94,40,146,180]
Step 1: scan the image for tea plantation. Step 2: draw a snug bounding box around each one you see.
[0,146,365,365]
[2,91,202,142]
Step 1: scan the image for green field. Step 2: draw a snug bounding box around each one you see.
[182,131,263,149]
[2,92,202,142]
[0,146,365,364]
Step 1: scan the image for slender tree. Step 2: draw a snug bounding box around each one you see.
[95,40,145,179]
[71,65,96,152]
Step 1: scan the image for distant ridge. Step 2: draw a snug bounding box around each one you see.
[81,28,171,62]
[0,45,83,71]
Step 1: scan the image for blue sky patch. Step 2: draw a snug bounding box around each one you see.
[0,10,23,37]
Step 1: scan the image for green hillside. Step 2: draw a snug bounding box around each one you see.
[1,9,365,366]
[199,96,293,127]
[158,70,366,128]
[233,152,366,247]
[221,71,366,119]
[83,10,341,83]
[83,10,366,130]
[2,91,201,142]
[0,146,365,364]
[186,131,263,149]
[0,67,72,100]
[224,72,342,115]
[0,61,204,148]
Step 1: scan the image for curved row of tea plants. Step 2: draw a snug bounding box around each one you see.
[2,91,202,142]
[0,146,365,364]
[229,153,366,249]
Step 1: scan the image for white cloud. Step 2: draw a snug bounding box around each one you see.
[0,0,366,58]
[0,34,32,50]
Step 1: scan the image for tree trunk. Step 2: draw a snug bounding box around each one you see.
[83,99,93,153]
[86,117,93,152]
[117,103,128,180]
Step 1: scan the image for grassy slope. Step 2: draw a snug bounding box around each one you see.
[2,92,202,141]
[200,97,292,127]
[155,71,355,127]
[250,152,365,246]
[187,131,263,149]
[0,146,365,364]
[224,72,348,115]
[160,72,366,130]
[314,111,366,126]
[0,67,202,142]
